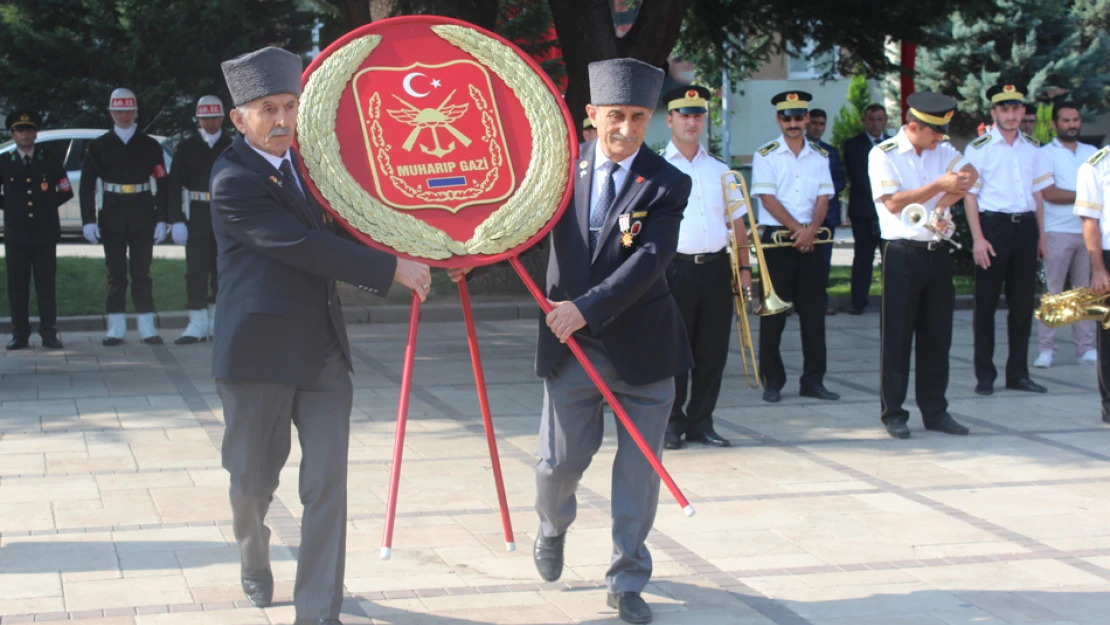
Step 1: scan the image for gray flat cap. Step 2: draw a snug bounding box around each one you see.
[221,47,303,107]
[588,58,664,109]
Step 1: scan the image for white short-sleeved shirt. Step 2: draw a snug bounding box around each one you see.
[1032,138,1100,234]
[663,141,747,254]
[963,127,1039,213]
[867,127,968,241]
[750,135,834,226]
[1074,147,1110,250]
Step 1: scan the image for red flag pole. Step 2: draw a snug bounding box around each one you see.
[900,40,917,123]
[380,291,422,560]
[508,256,695,517]
[458,279,517,551]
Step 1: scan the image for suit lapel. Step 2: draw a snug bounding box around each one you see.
[591,146,658,265]
[232,138,318,229]
[574,141,596,250]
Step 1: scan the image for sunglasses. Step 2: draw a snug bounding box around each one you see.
[778,115,806,122]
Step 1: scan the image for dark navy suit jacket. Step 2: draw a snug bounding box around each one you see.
[209,137,397,385]
[537,140,694,386]
[843,131,889,219]
[816,139,846,228]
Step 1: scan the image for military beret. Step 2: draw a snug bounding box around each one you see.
[664,85,712,114]
[221,47,303,108]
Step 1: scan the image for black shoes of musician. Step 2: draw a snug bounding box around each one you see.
[1006,378,1047,394]
[924,414,970,436]
[292,619,342,625]
[974,381,993,396]
[140,335,164,345]
[102,337,124,347]
[664,423,684,450]
[241,571,273,608]
[884,420,911,439]
[533,531,565,582]
[848,307,865,316]
[174,335,206,345]
[762,388,782,403]
[686,429,731,447]
[607,591,653,624]
[41,335,63,349]
[800,385,840,401]
[6,336,29,350]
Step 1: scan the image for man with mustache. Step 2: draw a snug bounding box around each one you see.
[210,47,430,625]
[751,91,839,403]
[1031,102,1100,368]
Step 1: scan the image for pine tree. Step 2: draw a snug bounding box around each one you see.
[831,74,874,151]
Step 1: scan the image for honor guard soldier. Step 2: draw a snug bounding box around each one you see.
[751,91,839,403]
[582,117,598,143]
[0,111,73,350]
[80,88,170,346]
[168,95,232,344]
[1074,144,1110,422]
[868,93,978,438]
[964,82,1047,395]
[660,85,751,450]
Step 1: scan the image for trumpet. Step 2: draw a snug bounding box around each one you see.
[901,203,962,249]
[1035,287,1110,329]
[759,226,836,249]
[722,171,792,388]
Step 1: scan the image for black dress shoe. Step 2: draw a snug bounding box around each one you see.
[974,381,993,396]
[884,421,911,439]
[686,430,730,447]
[607,591,652,624]
[140,335,164,345]
[173,335,206,345]
[533,531,565,582]
[241,573,273,608]
[6,336,29,350]
[848,307,865,316]
[800,385,840,401]
[663,425,683,450]
[1006,378,1047,393]
[292,619,342,625]
[924,414,970,435]
[102,337,124,346]
[762,388,781,403]
[40,336,63,349]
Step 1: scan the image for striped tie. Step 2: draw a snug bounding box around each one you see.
[590,161,620,253]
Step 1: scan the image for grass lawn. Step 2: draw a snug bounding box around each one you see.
[0,257,975,317]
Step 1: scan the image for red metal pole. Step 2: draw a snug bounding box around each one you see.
[900,41,917,123]
[508,256,695,517]
[458,279,517,551]
[381,290,422,560]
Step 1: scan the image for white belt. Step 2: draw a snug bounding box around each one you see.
[187,191,210,202]
[104,182,151,194]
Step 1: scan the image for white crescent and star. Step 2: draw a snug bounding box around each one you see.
[402,72,442,98]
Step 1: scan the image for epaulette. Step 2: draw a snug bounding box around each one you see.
[809,142,828,158]
[657,148,665,155]
[1088,147,1108,166]
[757,141,778,156]
[879,139,898,152]
[1023,133,1041,147]
[970,135,992,149]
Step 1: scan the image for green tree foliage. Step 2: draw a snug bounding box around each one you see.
[1033,102,1056,144]
[831,73,874,151]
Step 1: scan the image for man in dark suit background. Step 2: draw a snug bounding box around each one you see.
[842,103,891,314]
[211,47,429,625]
[806,108,846,314]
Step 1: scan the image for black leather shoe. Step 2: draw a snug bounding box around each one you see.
[848,307,865,316]
[40,336,63,349]
[292,619,342,625]
[6,336,29,350]
[974,381,993,396]
[663,424,683,450]
[140,335,164,345]
[762,388,781,403]
[607,591,652,624]
[173,335,205,345]
[102,337,124,346]
[925,414,970,435]
[800,385,840,401]
[686,430,730,447]
[241,573,273,608]
[1006,378,1047,393]
[533,531,565,582]
[884,421,911,439]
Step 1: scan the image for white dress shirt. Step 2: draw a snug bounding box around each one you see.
[1074,147,1110,250]
[868,127,968,241]
[113,124,136,145]
[663,140,747,254]
[589,140,632,221]
[1033,138,1099,234]
[200,128,223,149]
[964,127,1038,213]
[750,135,834,226]
[247,141,304,196]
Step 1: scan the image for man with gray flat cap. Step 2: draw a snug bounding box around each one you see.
[451,57,692,624]
[211,46,430,625]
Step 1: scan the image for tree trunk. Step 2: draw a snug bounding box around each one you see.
[344,0,373,27]
[367,0,498,30]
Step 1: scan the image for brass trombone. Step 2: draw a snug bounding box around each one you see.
[722,171,793,389]
[760,227,836,249]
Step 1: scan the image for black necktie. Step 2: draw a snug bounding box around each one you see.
[278,159,305,200]
[23,154,31,167]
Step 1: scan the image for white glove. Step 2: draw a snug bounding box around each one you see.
[153,221,168,243]
[171,222,188,246]
[83,223,100,244]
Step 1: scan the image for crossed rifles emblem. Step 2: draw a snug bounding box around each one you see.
[387,90,472,159]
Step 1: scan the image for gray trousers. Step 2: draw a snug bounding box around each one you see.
[215,341,352,621]
[535,336,674,593]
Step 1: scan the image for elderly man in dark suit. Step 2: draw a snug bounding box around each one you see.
[842,103,891,314]
[211,47,429,625]
[454,58,692,625]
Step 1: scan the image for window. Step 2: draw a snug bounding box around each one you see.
[788,40,837,80]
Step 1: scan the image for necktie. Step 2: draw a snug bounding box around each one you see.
[23,154,31,167]
[590,161,620,253]
[278,159,305,200]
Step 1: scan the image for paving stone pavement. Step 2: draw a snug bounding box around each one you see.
[1,310,1110,624]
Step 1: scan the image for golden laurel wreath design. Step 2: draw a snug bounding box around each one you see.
[299,25,569,259]
[366,84,504,204]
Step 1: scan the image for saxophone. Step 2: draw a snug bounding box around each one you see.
[1035,287,1110,329]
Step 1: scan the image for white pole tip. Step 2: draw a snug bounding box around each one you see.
[506,542,516,552]
[380,547,392,560]
[683,505,696,518]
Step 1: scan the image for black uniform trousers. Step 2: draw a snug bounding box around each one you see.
[973,212,1039,385]
[185,214,218,310]
[879,240,954,425]
[5,244,58,340]
[665,252,732,436]
[851,216,884,311]
[758,229,827,391]
[102,225,155,314]
[1096,251,1110,417]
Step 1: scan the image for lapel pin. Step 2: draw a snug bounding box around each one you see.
[579,161,588,169]
[635,175,645,184]
[579,170,588,178]
[269,175,282,187]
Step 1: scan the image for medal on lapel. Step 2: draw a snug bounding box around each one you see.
[619,213,643,248]
[40,181,48,192]
[269,175,282,187]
